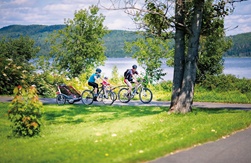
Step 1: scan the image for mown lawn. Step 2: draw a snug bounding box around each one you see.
[0,102,251,163]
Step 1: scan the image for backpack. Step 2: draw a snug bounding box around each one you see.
[124,69,130,78]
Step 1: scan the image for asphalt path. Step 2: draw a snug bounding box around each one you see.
[2,96,251,110]
[1,96,251,163]
[150,126,251,163]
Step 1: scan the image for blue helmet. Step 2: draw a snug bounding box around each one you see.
[96,68,102,73]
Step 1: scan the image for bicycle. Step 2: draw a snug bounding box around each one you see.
[118,79,152,103]
[81,83,116,105]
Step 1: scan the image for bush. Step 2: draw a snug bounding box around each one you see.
[200,74,251,93]
[153,81,172,92]
[8,85,43,137]
[29,72,67,97]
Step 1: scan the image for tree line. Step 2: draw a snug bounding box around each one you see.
[1,24,250,58]
[225,32,251,57]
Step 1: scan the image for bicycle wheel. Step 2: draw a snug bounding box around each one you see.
[56,94,66,105]
[112,92,117,101]
[139,87,152,103]
[102,91,115,105]
[118,88,130,103]
[81,90,94,105]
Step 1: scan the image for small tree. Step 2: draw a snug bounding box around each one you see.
[110,66,120,84]
[197,33,232,83]
[49,5,109,78]
[0,36,39,94]
[125,35,174,83]
[8,85,43,137]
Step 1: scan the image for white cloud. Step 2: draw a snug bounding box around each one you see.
[224,1,251,35]
[105,16,135,30]
[102,9,136,30]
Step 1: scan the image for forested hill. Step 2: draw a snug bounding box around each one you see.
[0,25,250,57]
[0,25,65,37]
[224,32,251,57]
[0,25,139,58]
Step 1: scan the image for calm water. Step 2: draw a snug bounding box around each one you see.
[100,57,251,81]
[223,57,251,79]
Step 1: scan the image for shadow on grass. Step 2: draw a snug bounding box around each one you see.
[43,104,168,124]
[42,103,250,124]
[193,107,250,114]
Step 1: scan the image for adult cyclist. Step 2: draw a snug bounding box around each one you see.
[88,68,103,101]
[124,65,142,96]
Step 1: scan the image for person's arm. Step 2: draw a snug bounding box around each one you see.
[138,72,143,79]
[94,75,98,81]
[131,72,139,83]
[134,71,142,81]
[132,74,138,81]
[94,74,101,80]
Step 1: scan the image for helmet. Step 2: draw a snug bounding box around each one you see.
[96,68,102,73]
[132,65,137,69]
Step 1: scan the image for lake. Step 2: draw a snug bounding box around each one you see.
[100,57,251,81]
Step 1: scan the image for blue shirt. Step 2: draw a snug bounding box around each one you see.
[88,73,100,83]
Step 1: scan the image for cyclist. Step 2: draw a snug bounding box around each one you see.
[102,76,111,97]
[88,68,103,101]
[124,64,142,96]
[102,76,110,87]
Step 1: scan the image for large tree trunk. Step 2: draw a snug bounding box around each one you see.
[169,0,204,113]
[169,0,185,112]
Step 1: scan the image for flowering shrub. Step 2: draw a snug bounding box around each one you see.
[8,85,43,137]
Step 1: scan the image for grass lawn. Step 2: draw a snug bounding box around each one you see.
[1,102,251,162]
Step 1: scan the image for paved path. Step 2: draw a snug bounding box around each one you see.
[1,96,251,163]
[40,98,251,110]
[150,126,251,163]
[1,96,251,110]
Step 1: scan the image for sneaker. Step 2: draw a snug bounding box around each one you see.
[93,96,97,101]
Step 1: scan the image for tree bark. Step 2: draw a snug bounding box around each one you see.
[169,0,185,112]
[169,0,204,113]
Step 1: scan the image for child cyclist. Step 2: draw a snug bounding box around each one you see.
[102,76,111,97]
[88,68,103,101]
[124,65,142,96]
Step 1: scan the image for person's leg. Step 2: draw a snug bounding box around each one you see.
[93,83,99,101]
[103,86,108,97]
[125,79,132,94]
[88,82,98,96]
[93,83,99,96]
[134,81,139,93]
[103,85,107,94]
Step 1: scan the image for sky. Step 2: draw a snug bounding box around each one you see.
[0,0,250,36]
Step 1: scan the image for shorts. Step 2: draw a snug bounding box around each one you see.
[88,82,98,89]
[124,79,134,87]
